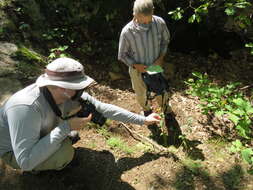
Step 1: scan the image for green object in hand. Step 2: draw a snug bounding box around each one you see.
[146,65,164,74]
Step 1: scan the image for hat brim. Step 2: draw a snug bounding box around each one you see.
[36,74,95,90]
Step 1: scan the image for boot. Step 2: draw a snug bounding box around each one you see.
[164,112,182,146]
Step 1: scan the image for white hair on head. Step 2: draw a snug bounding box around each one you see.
[133,0,154,16]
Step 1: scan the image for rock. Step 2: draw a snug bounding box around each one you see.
[0,42,18,76]
[0,78,23,105]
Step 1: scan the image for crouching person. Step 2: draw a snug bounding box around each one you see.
[0,57,160,173]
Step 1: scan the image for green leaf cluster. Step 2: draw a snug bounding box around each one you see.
[230,140,253,172]
[167,0,252,52]
[186,72,253,173]
[185,72,253,139]
[48,45,70,61]
[245,43,253,55]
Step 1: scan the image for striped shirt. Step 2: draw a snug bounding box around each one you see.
[118,15,170,67]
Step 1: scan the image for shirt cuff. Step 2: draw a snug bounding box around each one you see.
[57,120,71,136]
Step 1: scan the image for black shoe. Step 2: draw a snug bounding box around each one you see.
[68,131,80,145]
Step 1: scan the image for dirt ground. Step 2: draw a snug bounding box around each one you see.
[0,50,253,190]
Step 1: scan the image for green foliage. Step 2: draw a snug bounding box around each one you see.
[185,72,253,174]
[107,137,135,154]
[168,7,184,20]
[135,142,153,152]
[245,43,253,55]
[168,0,252,50]
[16,47,45,64]
[48,45,70,61]
[230,140,253,173]
[168,0,252,23]
[157,112,168,146]
[185,72,253,139]
[179,135,189,149]
[97,127,111,139]
[182,158,203,175]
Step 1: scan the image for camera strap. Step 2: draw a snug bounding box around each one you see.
[40,87,74,120]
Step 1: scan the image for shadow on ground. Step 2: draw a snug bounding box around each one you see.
[171,164,247,190]
[0,147,175,190]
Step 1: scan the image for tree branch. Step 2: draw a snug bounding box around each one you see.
[119,122,168,152]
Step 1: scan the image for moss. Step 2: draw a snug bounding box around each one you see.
[11,46,47,79]
[14,46,46,65]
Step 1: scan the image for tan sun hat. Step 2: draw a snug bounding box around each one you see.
[36,57,95,90]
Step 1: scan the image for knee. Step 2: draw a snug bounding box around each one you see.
[60,138,75,165]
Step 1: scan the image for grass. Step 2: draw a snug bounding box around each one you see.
[106,137,135,154]
[181,158,204,175]
[97,127,111,139]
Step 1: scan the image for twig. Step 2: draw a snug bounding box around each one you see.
[119,122,168,152]
[239,84,253,91]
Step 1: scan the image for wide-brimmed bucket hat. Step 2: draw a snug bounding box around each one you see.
[36,57,95,90]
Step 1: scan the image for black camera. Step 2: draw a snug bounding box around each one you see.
[75,99,107,126]
[142,72,169,96]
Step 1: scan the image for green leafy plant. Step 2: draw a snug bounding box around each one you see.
[185,72,253,139]
[158,112,168,146]
[48,46,69,61]
[186,72,253,173]
[230,140,253,173]
[168,0,252,52]
[168,0,252,24]
[168,7,184,21]
[42,28,69,41]
[97,127,111,139]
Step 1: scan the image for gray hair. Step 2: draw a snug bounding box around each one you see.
[133,0,154,16]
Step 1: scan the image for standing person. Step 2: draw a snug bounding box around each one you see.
[118,0,180,142]
[0,57,160,173]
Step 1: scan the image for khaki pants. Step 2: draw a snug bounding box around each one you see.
[129,67,172,113]
[1,138,74,171]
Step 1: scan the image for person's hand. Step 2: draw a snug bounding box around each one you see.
[154,57,164,66]
[68,114,92,130]
[133,64,147,73]
[144,113,161,125]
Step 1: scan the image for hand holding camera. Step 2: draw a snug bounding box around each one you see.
[68,113,92,130]
[75,99,107,126]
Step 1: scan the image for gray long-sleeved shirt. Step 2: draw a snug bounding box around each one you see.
[118,15,170,67]
[0,84,145,171]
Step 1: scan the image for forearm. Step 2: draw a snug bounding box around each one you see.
[81,93,146,125]
[98,102,146,124]
[154,54,166,66]
[118,54,135,67]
